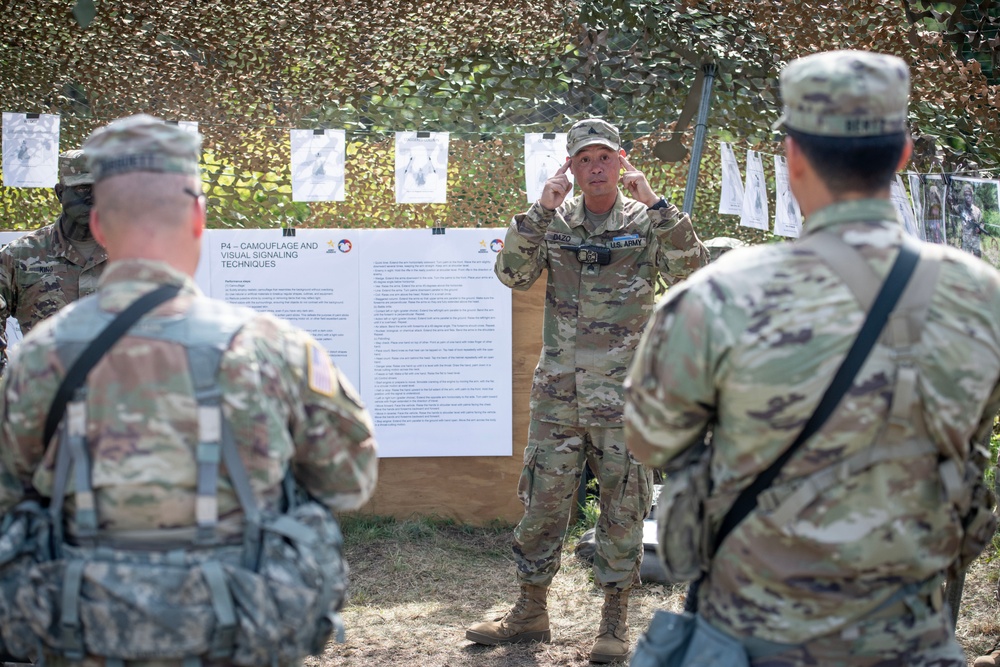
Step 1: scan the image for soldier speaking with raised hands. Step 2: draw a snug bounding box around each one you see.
[466,117,708,663]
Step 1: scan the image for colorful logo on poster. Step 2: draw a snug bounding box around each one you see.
[338,239,353,253]
[490,239,504,252]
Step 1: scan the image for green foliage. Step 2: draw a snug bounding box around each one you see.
[567,477,602,544]
[986,422,1000,559]
[2,0,999,238]
[984,210,1000,237]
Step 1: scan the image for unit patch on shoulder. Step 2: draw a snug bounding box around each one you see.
[307,341,336,397]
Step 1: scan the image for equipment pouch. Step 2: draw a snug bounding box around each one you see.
[950,449,997,578]
[631,610,749,667]
[655,443,714,583]
[10,500,347,667]
[0,500,56,662]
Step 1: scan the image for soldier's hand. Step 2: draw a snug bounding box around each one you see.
[620,154,660,207]
[538,158,573,211]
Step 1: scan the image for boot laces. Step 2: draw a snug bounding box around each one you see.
[599,595,624,637]
[502,588,533,623]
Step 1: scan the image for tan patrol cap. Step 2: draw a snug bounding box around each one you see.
[83,114,202,183]
[773,50,910,137]
[567,118,621,156]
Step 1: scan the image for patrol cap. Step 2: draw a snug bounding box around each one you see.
[58,150,93,187]
[773,50,910,137]
[83,114,202,183]
[704,236,746,262]
[567,118,621,156]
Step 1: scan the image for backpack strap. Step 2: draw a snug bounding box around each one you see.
[43,285,182,662]
[48,285,182,553]
[43,285,182,448]
[713,235,923,553]
[805,234,959,500]
[186,321,261,545]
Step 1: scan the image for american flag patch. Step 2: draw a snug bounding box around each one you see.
[307,342,335,397]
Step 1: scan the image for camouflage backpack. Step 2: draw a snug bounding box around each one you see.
[0,296,348,666]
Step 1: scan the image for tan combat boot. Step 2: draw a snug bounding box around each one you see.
[590,590,630,663]
[975,650,1000,666]
[465,584,551,645]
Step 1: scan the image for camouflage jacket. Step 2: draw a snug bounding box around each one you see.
[0,259,378,535]
[625,199,1000,643]
[0,217,108,372]
[495,193,707,427]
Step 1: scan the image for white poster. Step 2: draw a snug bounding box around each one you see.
[0,231,25,348]
[204,229,362,388]
[2,112,60,188]
[718,142,744,215]
[359,228,512,458]
[740,150,768,231]
[917,174,946,244]
[946,176,1000,259]
[524,133,570,204]
[290,129,346,202]
[395,131,449,203]
[772,155,801,238]
[907,172,926,241]
[0,231,26,245]
[0,226,514,459]
[891,175,920,238]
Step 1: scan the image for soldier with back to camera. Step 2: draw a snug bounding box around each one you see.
[0,115,379,667]
[625,49,1000,666]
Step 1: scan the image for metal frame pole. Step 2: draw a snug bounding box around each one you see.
[681,63,717,215]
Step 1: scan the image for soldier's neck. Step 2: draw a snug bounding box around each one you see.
[583,194,616,216]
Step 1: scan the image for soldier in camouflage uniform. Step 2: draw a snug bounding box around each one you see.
[0,115,379,667]
[466,118,708,663]
[957,183,987,258]
[0,150,108,375]
[625,50,1000,666]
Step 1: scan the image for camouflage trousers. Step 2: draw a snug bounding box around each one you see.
[741,588,963,667]
[512,419,653,592]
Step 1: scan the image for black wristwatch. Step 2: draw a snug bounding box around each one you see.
[648,198,669,210]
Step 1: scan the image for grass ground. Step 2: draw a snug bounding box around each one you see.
[308,512,1000,667]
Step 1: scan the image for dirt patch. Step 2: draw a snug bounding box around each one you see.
[313,517,1000,666]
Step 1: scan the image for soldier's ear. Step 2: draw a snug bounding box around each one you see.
[90,210,107,248]
[54,183,64,199]
[190,196,206,240]
[784,136,806,179]
[896,136,913,173]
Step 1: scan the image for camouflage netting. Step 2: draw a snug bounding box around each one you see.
[1,0,999,244]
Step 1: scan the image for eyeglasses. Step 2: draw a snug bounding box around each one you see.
[183,187,207,204]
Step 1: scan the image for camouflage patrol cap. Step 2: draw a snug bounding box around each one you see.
[704,236,746,262]
[58,150,93,186]
[567,118,621,156]
[83,114,202,183]
[773,50,909,137]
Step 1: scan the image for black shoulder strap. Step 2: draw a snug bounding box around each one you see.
[713,238,922,551]
[42,284,182,447]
